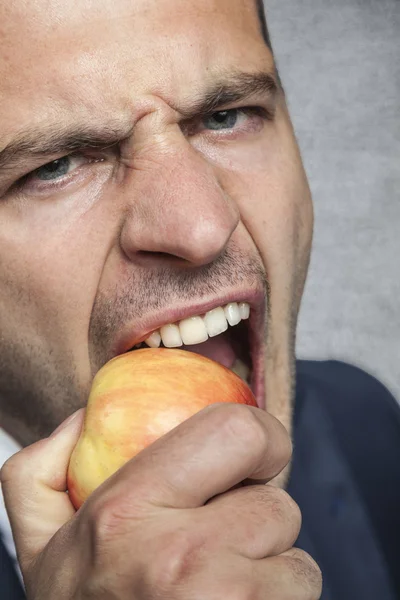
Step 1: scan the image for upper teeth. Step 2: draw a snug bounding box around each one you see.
[143,301,250,348]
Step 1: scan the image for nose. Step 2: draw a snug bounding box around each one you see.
[119,128,239,267]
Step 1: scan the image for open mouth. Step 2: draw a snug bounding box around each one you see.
[124,300,265,407]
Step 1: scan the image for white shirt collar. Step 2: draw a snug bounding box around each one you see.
[0,428,22,566]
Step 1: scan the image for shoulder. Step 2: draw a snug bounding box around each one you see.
[294,359,400,472]
[294,359,400,486]
[296,359,400,432]
[294,359,400,597]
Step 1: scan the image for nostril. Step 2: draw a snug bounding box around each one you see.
[137,250,181,261]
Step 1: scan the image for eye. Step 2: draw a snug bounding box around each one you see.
[202,109,243,131]
[192,106,268,138]
[31,155,83,182]
[15,152,105,195]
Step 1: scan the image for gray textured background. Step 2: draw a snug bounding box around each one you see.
[264,0,400,400]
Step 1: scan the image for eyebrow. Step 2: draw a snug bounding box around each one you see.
[0,124,129,174]
[0,71,278,174]
[179,71,279,117]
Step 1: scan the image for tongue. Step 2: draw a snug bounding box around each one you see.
[182,334,236,369]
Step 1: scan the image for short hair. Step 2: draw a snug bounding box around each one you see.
[256,0,272,50]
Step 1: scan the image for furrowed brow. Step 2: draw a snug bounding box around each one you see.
[0,123,129,173]
[0,72,278,174]
[179,71,279,118]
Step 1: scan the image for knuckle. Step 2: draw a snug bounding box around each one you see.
[0,448,32,486]
[149,529,200,592]
[287,548,323,598]
[82,481,151,544]
[264,486,302,529]
[1,440,48,488]
[221,404,267,456]
[79,493,149,576]
[0,455,18,484]
[82,494,129,547]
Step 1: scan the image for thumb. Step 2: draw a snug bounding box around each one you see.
[0,410,84,572]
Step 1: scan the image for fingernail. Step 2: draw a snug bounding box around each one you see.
[50,409,83,438]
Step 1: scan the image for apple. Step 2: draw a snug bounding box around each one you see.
[67,347,257,509]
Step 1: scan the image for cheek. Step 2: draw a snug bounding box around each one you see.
[211,116,313,318]
[0,186,117,371]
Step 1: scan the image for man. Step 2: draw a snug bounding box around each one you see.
[0,0,398,598]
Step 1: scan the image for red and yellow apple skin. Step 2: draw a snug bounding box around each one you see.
[67,348,256,509]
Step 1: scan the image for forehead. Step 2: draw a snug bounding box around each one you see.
[0,0,271,133]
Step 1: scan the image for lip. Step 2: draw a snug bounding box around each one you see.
[113,287,267,408]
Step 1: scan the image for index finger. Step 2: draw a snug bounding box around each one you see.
[100,403,292,510]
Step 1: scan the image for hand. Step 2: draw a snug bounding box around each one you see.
[1,403,322,599]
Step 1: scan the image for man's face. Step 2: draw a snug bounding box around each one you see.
[0,0,312,447]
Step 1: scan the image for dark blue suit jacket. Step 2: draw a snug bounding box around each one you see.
[1,360,399,599]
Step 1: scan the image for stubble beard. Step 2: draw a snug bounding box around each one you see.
[0,243,298,458]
